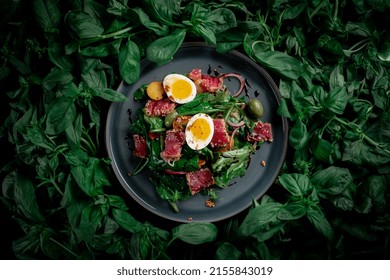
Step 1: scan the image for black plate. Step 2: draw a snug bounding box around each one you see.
[105,42,288,222]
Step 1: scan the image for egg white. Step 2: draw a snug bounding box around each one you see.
[185,113,215,150]
[163,74,197,104]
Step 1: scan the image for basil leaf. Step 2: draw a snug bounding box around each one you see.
[288,118,309,150]
[325,86,348,114]
[202,8,237,34]
[306,205,334,240]
[277,201,307,220]
[112,208,143,233]
[131,7,169,36]
[311,166,354,196]
[13,172,45,223]
[238,202,284,241]
[119,39,140,84]
[92,88,128,102]
[65,11,104,39]
[142,0,181,26]
[146,28,186,65]
[278,173,312,198]
[33,0,60,33]
[215,242,242,260]
[252,50,303,80]
[172,223,218,245]
[342,140,390,167]
[45,96,77,135]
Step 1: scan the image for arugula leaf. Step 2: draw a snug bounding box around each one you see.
[212,145,252,187]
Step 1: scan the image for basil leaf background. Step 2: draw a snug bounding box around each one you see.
[1,0,389,261]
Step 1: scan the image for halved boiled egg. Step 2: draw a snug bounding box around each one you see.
[185,113,214,150]
[163,73,197,104]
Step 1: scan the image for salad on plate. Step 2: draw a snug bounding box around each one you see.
[127,67,273,213]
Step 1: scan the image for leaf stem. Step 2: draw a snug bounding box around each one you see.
[333,0,339,22]
[49,237,79,258]
[344,38,370,54]
[81,130,97,154]
[169,201,179,213]
[36,179,64,196]
[130,158,149,176]
[333,117,390,155]
[98,26,134,40]
[51,180,64,196]
[79,26,135,48]
[309,0,327,20]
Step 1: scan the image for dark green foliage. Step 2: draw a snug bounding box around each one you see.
[1,0,389,260]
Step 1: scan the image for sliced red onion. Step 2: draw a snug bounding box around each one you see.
[229,127,240,148]
[219,73,246,97]
[226,119,245,128]
[164,169,187,175]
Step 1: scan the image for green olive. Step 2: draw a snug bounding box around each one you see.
[247,99,264,119]
[164,110,179,128]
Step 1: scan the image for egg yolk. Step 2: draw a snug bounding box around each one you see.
[189,118,211,141]
[171,79,193,100]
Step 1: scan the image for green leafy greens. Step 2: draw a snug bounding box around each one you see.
[128,78,265,211]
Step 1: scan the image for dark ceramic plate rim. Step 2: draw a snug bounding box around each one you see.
[105,42,288,223]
